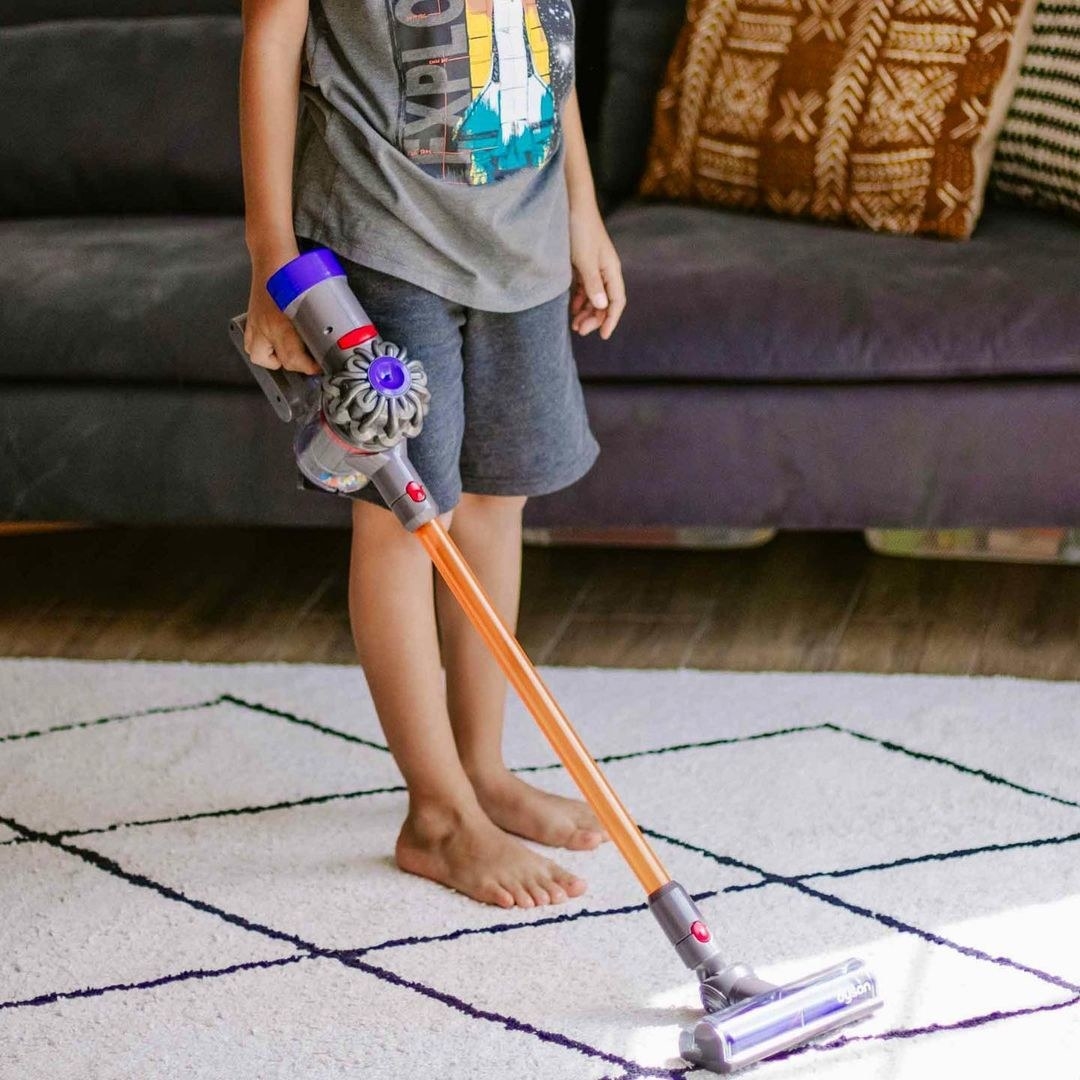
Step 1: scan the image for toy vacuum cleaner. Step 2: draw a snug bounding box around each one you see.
[228,249,883,1073]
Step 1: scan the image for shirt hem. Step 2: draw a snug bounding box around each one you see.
[293,217,572,314]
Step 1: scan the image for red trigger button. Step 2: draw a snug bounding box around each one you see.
[405,482,426,503]
[690,921,711,943]
[337,324,378,349]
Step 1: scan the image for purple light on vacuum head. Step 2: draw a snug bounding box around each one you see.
[720,965,878,1058]
[680,958,882,1072]
[265,248,346,312]
[368,355,411,397]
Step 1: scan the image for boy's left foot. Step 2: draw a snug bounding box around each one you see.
[470,768,609,851]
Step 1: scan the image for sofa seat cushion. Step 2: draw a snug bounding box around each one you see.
[573,201,1080,382]
[0,216,256,387]
[4,206,1077,389]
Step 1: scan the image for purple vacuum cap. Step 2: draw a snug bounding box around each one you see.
[265,248,346,312]
[367,355,412,397]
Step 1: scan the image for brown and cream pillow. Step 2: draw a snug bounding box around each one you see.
[640,0,1040,238]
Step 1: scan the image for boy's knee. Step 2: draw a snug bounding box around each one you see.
[458,491,527,515]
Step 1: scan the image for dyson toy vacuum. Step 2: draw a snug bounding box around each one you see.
[228,248,883,1073]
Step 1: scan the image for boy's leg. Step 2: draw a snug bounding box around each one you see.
[434,491,607,851]
[441,287,604,853]
[348,497,586,907]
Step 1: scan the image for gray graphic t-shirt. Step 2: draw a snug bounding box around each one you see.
[292,1,576,312]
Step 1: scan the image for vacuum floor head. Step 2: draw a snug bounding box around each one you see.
[680,959,882,1073]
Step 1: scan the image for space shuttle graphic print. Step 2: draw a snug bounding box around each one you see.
[389,0,573,185]
[454,0,555,182]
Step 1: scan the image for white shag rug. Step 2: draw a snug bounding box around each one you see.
[0,658,1078,1080]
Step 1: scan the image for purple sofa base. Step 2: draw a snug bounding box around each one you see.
[536,380,1080,529]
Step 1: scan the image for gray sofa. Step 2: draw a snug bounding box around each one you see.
[2,0,1079,529]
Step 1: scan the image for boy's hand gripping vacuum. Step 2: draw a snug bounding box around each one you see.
[228,249,883,1074]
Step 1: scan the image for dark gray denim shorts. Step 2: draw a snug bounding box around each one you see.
[296,236,600,514]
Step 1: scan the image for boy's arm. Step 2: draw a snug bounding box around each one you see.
[562,84,626,341]
[240,0,307,267]
[238,0,320,372]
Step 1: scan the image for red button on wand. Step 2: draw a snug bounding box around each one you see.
[690,920,711,943]
[405,482,426,503]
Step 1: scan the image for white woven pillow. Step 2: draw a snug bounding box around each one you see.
[991,0,1080,216]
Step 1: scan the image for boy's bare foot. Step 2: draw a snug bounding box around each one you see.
[396,803,587,909]
[469,768,609,851]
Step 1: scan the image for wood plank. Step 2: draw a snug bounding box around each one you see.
[573,547,752,618]
[830,618,982,675]
[545,613,706,668]
[831,551,1000,674]
[976,563,1080,680]
[519,544,605,617]
[514,612,571,664]
[844,552,999,624]
[685,532,869,671]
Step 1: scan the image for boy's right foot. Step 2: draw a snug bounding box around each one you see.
[396,803,587,909]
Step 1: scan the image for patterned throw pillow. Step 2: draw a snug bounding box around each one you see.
[991,0,1080,216]
[640,0,1040,238]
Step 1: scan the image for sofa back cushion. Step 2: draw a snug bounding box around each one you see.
[595,0,687,204]
[0,2,239,17]
[0,2,243,215]
[570,0,609,146]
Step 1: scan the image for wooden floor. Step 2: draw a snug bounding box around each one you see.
[2,525,1080,678]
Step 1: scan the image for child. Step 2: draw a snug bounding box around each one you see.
[239,0,626,909]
